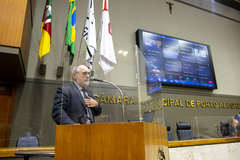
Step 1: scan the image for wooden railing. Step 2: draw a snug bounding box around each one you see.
[168,137,240,148]
[0,137,240,158]
[0,146,54,158]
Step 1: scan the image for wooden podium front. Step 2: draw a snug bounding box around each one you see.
[55,122,169,160]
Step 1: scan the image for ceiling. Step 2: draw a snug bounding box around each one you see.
[214,0,240,11]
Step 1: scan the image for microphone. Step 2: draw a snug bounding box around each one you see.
[89,76,125,122]
[90,77,104,82]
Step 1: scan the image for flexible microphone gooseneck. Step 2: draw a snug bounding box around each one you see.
[90,77,104,82]
[90,77,125,122]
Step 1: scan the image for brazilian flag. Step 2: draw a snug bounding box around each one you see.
[65,0,76,65]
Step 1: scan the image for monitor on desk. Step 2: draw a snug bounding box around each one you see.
[128,111,155,123]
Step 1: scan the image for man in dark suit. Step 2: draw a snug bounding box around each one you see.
[228,119,238,136]
[52,65,102,125]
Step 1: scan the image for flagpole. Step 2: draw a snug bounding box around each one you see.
[76,28,85,65]
[60,32,67,67]
[57,4,70,77]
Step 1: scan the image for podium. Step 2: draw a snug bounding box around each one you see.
[55,122,169,160]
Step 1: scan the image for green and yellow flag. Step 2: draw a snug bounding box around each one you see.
[65,0,76,65]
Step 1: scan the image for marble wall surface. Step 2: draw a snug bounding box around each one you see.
[169,142,240,160]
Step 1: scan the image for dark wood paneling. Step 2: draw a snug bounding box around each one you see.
[0,84,13,96]
[0,83,16,147]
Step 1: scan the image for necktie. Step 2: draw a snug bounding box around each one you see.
[82,89,93,124]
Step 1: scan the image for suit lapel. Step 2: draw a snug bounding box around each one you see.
[71,83,86,109]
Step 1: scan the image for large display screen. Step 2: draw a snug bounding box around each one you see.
[136,29,217,93]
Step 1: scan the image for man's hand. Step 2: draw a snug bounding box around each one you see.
[84,96,98,108]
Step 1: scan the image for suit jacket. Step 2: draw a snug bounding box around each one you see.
[52,82,102,125]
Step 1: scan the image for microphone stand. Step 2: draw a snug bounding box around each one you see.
[215,125,221,138]
[91,78,125,122]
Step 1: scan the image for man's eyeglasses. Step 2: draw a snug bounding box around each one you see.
[81,72,91,76]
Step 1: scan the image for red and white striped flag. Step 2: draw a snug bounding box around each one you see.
[38,0,52,60]
[98,0,116,74]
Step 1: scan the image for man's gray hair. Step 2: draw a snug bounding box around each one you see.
[72,65,90,74]
[72,65,80,74]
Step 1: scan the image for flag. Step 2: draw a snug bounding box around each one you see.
[38,0,52,60]
[65,0,76,65]
[83,0,97,69]
[98,0,116,74]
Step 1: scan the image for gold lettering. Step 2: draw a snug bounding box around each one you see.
[227,103,230,109]
[107,96,115,104]
[206,101,210,108]
[209,101,213,108]
[117,96,122,104]
[220,102,224,108]
[169,99,174,106]
[223,102,227,108]
[100,93,106,103]
[214,102,218,108]
[196,101,200,107]
[201,101,205,108]
[175,100,179,107]
[124,96,129,104]
[185,100,195,107]
[233,103,237,109]
[190,100,194,107]
[94,94,99,102]
[230,103,234,109]
[179,100,184,107]
[95,94,240,110]
[186,100,190,107]
[130,97,136,105]
[162,99,167,106]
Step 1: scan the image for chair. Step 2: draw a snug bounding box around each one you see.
[16,132,39,147]
[165,124,174,141]
[220,122,230,137]
[176,122,194,140]
[16,132,39,160]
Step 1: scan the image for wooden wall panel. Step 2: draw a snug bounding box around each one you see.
[55,123,169,160]
[0,0,28,47]
[0,83,16,147]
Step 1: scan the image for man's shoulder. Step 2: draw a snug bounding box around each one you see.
[58,83,75,90]
[60,82,74,87]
